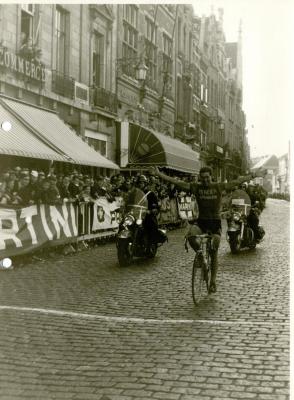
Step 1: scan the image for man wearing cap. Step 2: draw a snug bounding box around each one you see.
[35,178,50,204]
[69,175,81,199]
[91,176,106,199]
[38,171,46,183]
[58,176,72,200]
[47,176,62,205]
[28,170,39,201]
[18,173,34,205]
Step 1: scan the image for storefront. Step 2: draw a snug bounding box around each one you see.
[0,95,119,171]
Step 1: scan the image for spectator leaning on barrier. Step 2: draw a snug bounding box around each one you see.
[46,176,62,205]
[29,170,39,201]
[18,173,34,206]
[58,175,72,201]
[79,184,93,202]
[0,178,18,205]
[35,178,50,204]
[91,176,106,199]
[68,174,81,199]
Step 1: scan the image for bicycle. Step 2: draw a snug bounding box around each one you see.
[189,233,213,305]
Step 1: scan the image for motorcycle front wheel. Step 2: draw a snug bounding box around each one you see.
[146,243,158,258]
[117,240,133,267]
[229,234,241,254]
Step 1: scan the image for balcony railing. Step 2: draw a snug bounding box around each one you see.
[92,86,118,113]
[52,70,75,99]
[116,59,137,80]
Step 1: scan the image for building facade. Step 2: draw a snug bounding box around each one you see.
[0,4,248,179]
[0,4,118,175]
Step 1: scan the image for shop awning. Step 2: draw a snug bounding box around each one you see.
[0,103,69,162]
[128,123,200,174]
[0,96,119,169]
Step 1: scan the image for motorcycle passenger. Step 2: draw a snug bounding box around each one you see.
[150,166,265,293]
[137,175,161,245]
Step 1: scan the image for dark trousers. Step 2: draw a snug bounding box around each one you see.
[143,213,159,243]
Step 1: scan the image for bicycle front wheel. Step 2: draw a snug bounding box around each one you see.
[192,255,204,305]
[205,252,212,292]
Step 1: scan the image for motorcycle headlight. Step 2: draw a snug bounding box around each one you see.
[124,215,135,226]
[233,213,241,221]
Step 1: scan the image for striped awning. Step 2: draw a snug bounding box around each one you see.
[0,103,69,162]
[0,96,119,169]
[129,123,200,174]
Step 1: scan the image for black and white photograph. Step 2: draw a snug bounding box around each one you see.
[0,1,292,399]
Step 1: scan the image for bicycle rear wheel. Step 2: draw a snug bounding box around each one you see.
[192,255,204,305]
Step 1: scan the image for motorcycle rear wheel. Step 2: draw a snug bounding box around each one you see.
[117,240,133,267]
[248,242,256,249]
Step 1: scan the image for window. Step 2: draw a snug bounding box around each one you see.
[20,4,35,46]
[162,33,173,97]
[177,18,182,52]
[200,73,207,103]
[87,138,106,156]
[122,5,138,78]
[124,5,138,26]
[183,26,187,55]
[200,131,206,147]
[145,18,157,90]
[93,32,104,87]
[229,97,233,120]
[55,6,69,74]
[85,130,107,157]
[193,67,200,98]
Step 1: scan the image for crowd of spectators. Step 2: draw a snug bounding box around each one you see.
[0,166,195,207]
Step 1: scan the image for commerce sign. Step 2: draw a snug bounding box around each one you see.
[0,48,46,82]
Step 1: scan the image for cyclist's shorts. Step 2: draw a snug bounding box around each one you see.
[187,219,222,237]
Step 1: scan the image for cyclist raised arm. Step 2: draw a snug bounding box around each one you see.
[219,168,267,192]
[149,165,266,294]
[149,166,190,191]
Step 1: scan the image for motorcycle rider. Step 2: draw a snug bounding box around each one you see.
[231,182,262,242]
[136,174,161,245]
[150,166,266,293]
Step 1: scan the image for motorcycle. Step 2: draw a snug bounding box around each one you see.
[116,204,168,267]
[224,198,265,254]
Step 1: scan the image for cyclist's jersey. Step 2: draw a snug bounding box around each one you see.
[190,182,223,220]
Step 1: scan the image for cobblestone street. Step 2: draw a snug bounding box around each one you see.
[0,198,290,400]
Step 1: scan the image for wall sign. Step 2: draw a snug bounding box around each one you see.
[0,48,46,82]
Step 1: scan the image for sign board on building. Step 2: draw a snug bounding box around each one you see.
[216,145,223,154]
[74,82,89,105]
[0,47,46,82]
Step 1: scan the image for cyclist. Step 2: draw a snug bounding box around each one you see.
[150,166,265,293]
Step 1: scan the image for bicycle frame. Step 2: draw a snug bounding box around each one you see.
[191,233,213,305]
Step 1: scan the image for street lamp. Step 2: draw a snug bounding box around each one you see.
[136,59,148,105]
[135,60,148,82]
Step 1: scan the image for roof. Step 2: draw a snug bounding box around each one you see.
[0,103,69,162]
[0,96,119,169]
[251,154,279,170]
[128,124,200,174]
